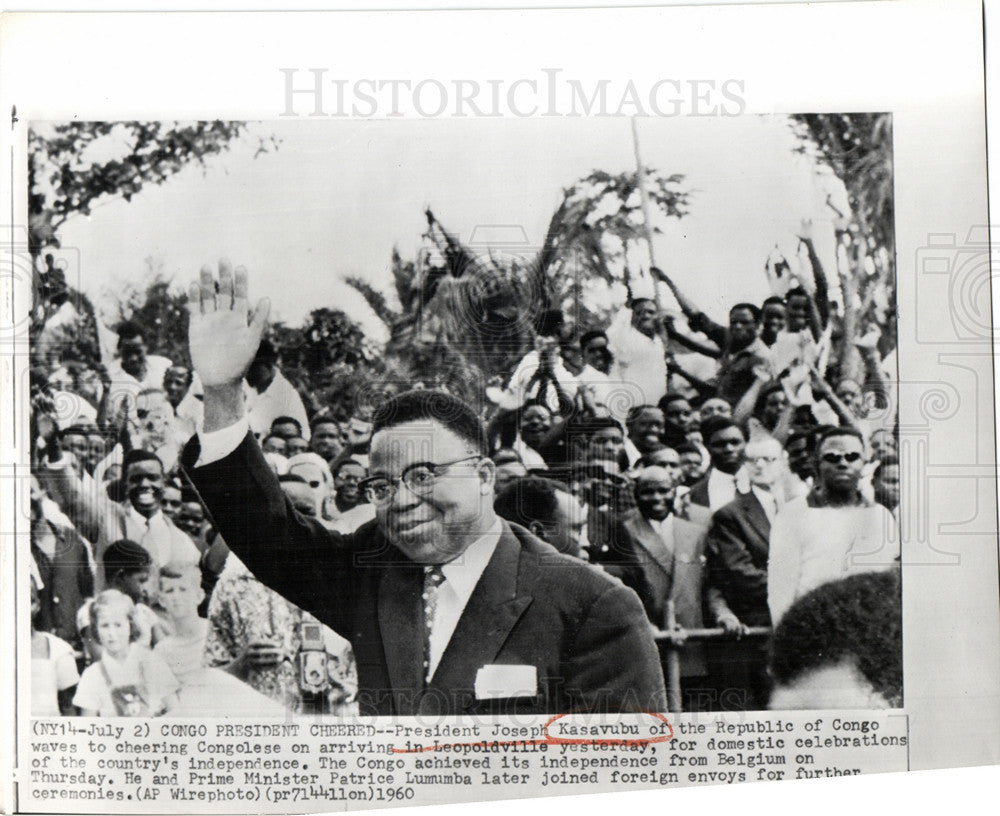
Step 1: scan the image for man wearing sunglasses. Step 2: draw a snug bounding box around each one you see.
[766,427,899,625]
[182,263,666,716]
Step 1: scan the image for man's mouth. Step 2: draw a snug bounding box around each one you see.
[131,488,157,508]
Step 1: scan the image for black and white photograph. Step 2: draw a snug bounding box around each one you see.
[1,2,997,814]
[24,114,903,720]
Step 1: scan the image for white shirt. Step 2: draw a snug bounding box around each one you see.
[246,370,311,441]
[512,437,548,470]
[767,497,899,625]
[751,485,778,523]
[428,519,503,679]
[107,354,173,417]
[606,308,667,418]
[492,350,577,413]
[575,364,615,411]
[123,507,201,573]
[707,468,738,511]
[647,514,676,557]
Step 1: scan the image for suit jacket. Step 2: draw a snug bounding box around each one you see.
[705,491,772,628]
[688,477,711,509]
[603,507,711,676]
[183,434,666,716]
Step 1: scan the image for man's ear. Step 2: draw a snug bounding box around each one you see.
[527,520,547,541]
[476,456,496,495]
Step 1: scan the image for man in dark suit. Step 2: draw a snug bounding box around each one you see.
[704,435,782,711]
[599,463,712,710]
[182,262,666,716]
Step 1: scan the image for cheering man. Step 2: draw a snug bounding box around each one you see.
[181,261,666,716]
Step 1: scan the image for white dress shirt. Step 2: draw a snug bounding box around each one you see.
[427,519,504,679]
[706,468,738,511]
[106,354,173,417]
[606,308,667,418]
[751,485,778,523]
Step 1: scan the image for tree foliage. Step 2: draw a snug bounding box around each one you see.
[790,113,895,377]
[345,169,690,402]
[28,121,277,339]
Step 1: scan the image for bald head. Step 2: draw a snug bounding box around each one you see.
[634,465,679,521]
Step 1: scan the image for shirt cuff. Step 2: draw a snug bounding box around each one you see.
[196,417,250,466]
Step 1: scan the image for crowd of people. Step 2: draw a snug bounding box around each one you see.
[28,246,903,717]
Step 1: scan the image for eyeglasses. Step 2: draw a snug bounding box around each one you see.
[747,455,779,465]
[360,455,482,504]
[820,452,863,465]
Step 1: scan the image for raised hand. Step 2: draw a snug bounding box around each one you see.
[187,260,270,389]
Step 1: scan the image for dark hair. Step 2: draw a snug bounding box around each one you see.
[123,449,162,477]
[769,570,902,707]
[165,365,193,384]
[785,286,811,303]
[579,330,608,350]
[564,415,624,443]
[534,308,564,337]
[762,295,786,309]
[311,417,340,431]
[493,476,569,531]
[658,392,691,412]
[753,381,786,419]
[784,429,813,451]
[815,425,865,456]
[730,303,762,322]
[60,424,91,440]
[873,454,899,482]
[333,458,365,477]
[673,441,701,457]
[625,405,663,426]
[253,339,278,365]
[261,433,285,446]
[116,320,145,344]
[701,416,743,444]
[371,390,488,455]
[270,416,303,434]
[102,538,153,575]
[490,448,523,467]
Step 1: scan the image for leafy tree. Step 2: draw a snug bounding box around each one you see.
[268,308,383,421]
[345,170,690,401]
[108,258,191,368]
[28,121,277,333]
[790,113,895,378]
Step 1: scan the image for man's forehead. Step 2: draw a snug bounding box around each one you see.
[819,434,863,453]
[371,420,472,459]
[127,459,162,475]
[746,439,781,457]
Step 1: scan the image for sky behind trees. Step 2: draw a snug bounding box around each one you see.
[54,115,847,341]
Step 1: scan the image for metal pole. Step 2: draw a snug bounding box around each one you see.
[631,116,661,310]
[664,600,682,713]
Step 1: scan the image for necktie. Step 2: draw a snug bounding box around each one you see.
[422,565,446,683]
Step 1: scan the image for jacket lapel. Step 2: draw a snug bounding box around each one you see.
[377,559,426,714]
[429,525,532,697]
[742,491,772,543]
[628,515,674,577]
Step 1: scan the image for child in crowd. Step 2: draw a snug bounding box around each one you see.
[153,563,208,685]
[30,576,79,716]
[73,590,179,716]
[78,539,169,660]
